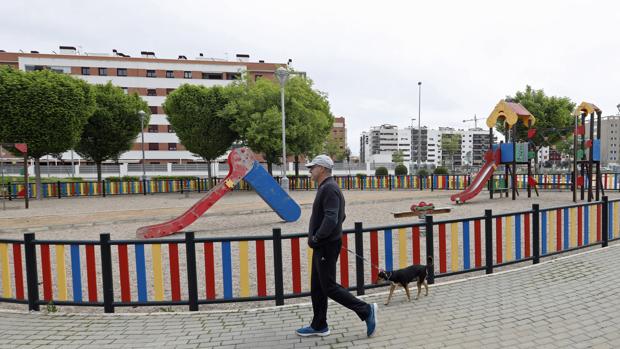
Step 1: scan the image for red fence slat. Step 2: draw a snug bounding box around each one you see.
[204,242,216,299]
[495,218,503,264]
[85,245,97,302]
[339,235,349,288]
[438,224,447,273]
[474,220,482,268]
[117,244,131,303]
[256,240,267,297]
[291,238,301,294]
[168,243,181,302]
[412,226,421,265]
[40,244,52,301]
[12,244,24,300]
[524,213,531,258]
[370,231,379,283]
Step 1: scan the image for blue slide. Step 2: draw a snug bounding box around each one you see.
[243,161,301,222]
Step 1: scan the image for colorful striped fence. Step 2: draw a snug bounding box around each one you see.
[1,197,619,312]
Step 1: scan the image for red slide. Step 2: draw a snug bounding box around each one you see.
[450,149,500,204]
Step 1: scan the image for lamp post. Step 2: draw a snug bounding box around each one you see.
[617,103,620,115]
[275,67,289,192]
[417,81,422,171]
[138,110,147,181]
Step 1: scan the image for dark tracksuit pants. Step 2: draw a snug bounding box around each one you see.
[310,239,370,330]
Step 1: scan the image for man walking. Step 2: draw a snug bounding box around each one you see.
[296,154,378,338]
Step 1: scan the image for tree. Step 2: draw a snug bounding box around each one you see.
[392,150,405,164]
[284,76,334,175]
[0,67,95,199]
[75,82,149,183]
[324,136,345,162]
[498,85,575,171]
[228,74,333,176]
[164,84,239,180]
[441,134,461,171]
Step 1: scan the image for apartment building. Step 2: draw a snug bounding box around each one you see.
[362,125,496,168]
[0,46,284,164]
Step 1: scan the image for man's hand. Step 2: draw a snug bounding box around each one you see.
[308,235,319,248]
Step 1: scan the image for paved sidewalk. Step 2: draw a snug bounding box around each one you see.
[1,244,619,348]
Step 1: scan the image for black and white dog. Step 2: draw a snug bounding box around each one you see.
[376,256,433,305]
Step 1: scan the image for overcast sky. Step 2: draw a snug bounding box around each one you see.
[3,0,620,155]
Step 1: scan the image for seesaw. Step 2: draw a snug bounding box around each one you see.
[136,147,301,239]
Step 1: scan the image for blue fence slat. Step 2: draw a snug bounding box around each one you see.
[384,229,393,271]
[222,241,233,299]
[584,205,590,245]
[515,214,521,260]
[563,208,569,250]
[463,220,470,270]
[70,245,82,302]
[541,211,548,255]
[135,244,148,302]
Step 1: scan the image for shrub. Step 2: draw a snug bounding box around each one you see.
[356,173,367,178]
[106,176,140,182]
[375,167,388,176]
[394,164,408,176]
[150,176,199,181]
[417,169,429,177]
[433,167,449,175]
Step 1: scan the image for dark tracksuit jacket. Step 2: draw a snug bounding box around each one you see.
[307,176,369,330]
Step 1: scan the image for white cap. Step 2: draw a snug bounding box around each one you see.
[305,154,334,169]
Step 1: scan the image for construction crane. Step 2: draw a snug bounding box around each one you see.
[463,114,479,128]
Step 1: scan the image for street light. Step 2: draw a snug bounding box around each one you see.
[275,67,289,192]
[417,81,422,171]
[617,103,620,115]
[138,110,147,181]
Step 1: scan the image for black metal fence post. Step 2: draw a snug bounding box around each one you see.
[484,209,494,274]
[185,232,199,311]
[100,233,114,313]
[425,216,435,284]
[142,179,147,195]
[56,181,61,199]
[354,222,365,295]
[602,196,609,247]
[532,204,540,264]
[24,233,39,311]
[272,228,285,306]
[7,182,12,201]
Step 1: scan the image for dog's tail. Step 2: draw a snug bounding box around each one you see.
[426,256,434,276]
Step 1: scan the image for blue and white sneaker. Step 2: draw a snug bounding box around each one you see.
[366,303,378,337]
[295,325,330,337]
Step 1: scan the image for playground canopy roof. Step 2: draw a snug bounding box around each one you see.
[486,100,536,128]
[574,102,601,116]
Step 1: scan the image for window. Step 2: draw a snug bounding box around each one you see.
[167,125,174,133]
[148,125,158,133]
[149,106,158,114]
[147,89,157,96]
[226,72,240,80]
[98,67,107,76]
[168,143,177,151]
[146,70,156,78]
[117,68,127,76]
[121,87,128,94]
[166,70,174,78]
[148,143,159,151]
[254,74,263,81]
[184,71,192,79]
[81,67,90,75]
[166,88,175,95]
[203,72,223,80]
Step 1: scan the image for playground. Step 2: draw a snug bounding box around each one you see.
[0,100,618,317]
[1,188,619,314]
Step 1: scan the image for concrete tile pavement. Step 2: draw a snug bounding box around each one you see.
[1,243,619,348]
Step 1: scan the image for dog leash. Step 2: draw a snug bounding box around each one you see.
[340,246,383,271]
